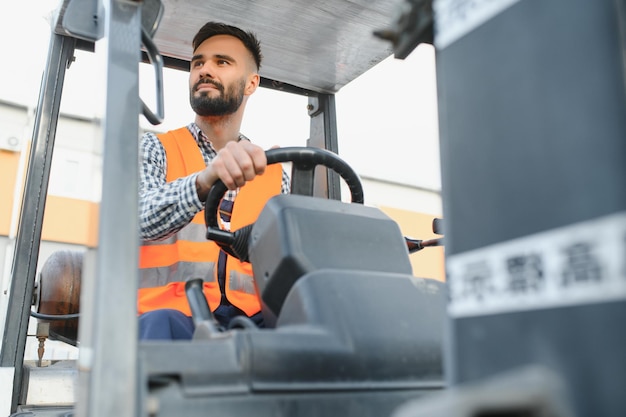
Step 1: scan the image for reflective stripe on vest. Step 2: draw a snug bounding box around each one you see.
[138,127,283,316]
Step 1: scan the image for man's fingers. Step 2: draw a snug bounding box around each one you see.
[244,142,267,176]
[216,142,268,189]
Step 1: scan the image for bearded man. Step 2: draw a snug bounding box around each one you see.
[137,22,289,340]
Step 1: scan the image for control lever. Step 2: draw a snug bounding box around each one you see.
[184,278,222,336]
[405,217,444,254]
[405,237,444,253]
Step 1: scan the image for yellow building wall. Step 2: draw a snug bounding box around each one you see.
[1,149,99,247]
[41,196,99,247]
[0,150,21,236]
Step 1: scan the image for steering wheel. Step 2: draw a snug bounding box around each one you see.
[204,146,364,262]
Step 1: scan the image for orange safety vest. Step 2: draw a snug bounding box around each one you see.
[137,127,283,317]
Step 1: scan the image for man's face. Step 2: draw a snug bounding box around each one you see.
[189,35,257,116]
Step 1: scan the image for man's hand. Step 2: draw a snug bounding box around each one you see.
[196,141,267,201]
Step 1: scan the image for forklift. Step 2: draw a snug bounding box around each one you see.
[1,0,445,416]
[2,0,625,416]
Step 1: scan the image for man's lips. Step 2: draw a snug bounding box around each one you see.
[195,81,221,92]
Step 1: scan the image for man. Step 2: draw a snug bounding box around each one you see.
[137,22,289,339]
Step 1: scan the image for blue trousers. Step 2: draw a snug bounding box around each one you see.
[138,307,264,340]
[139,309,195,340]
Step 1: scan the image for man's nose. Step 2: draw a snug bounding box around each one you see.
[198,62,215,78]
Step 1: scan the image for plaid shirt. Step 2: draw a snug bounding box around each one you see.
[139,123,290,241]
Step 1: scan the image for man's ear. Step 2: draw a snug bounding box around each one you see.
[244,73,260,96]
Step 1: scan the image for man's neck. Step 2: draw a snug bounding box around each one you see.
[194,113,242,150]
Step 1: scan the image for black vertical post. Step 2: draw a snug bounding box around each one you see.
[307,93,341,200]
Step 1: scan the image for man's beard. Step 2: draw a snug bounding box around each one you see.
[190,78,246,116]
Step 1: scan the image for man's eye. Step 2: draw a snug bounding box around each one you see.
[192,61,203,68]
[217,60,229,65]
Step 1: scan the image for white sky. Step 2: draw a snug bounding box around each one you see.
[0,0,441,191]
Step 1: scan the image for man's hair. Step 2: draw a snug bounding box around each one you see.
[192,22,263,70]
